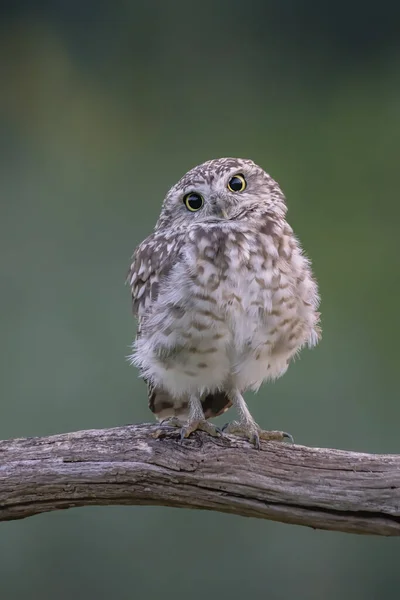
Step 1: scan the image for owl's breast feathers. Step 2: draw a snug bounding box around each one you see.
[128,213,320,401]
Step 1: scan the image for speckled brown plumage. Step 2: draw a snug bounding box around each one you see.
[127,157,320,447]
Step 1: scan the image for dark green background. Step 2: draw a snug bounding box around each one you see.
[1,2,399,599]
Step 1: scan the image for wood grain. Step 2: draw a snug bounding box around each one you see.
[0,423,399,535]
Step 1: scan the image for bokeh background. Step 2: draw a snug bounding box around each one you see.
[1,1,400,598]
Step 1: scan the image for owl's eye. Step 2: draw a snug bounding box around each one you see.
[183,192,204,212]
[228,174,246,192]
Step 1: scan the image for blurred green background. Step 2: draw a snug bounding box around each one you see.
[1,1,400,599]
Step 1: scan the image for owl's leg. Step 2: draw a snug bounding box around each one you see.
[222,390,293,449]
[155,395,222,441]
[180,395,222,440]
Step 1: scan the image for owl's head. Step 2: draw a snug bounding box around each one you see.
[156,158,288,230]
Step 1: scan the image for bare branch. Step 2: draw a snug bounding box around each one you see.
[0,423,399,535]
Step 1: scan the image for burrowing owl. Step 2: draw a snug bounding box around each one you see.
[128,158,320,448]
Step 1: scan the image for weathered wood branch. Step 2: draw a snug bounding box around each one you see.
[0,423,399,535]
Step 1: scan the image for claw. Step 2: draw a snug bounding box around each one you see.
[158,417,183,427]
[180,419,222,440]
[281,431,294,444]
[222,421,294,448]
[154,417,222,441]
[153,416,182,438]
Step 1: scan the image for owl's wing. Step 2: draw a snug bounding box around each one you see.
[128,231,182,414]
[127,230,232,421]
[127,230,184,320]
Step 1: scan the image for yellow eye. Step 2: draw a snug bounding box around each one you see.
[183,192,204,212]
[228,174,246,192]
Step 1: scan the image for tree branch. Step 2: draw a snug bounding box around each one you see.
[0,423,399,535]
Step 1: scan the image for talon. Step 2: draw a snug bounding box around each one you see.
[179,419,222,441]
[153,417,184,439]
[222,421,293,448]
[222,420,259,448]
[153,428,164,439]
[258,429,295,443]
[153,426,179,439]
[251,431,260,450]
[158,417,183,428]
[156,417,222,441]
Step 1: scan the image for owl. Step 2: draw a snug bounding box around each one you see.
[127,158,320,448]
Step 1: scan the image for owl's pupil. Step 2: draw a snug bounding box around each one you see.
[187,193,202,209]
[229,177,243,191]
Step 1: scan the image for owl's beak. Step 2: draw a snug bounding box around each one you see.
[211,196,228,219]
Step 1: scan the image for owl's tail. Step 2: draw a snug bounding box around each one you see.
[148,385,232,422]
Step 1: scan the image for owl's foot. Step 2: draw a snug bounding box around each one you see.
[154,416,222,441]
[153,416,182,438]
[179,418,222,441]
[222,420,294,449]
